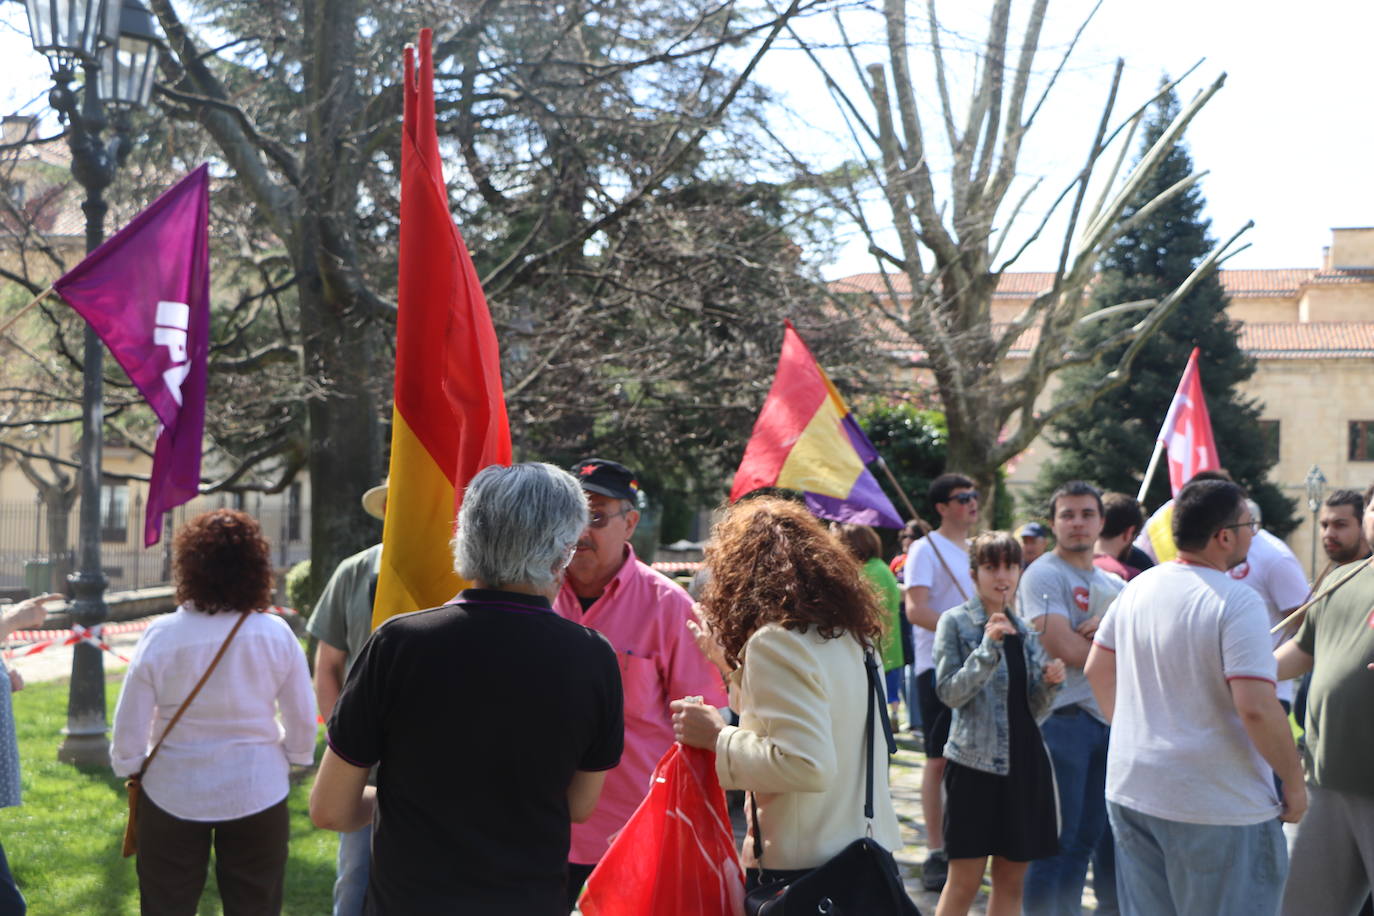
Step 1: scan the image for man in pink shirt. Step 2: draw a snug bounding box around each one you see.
[553,458,728,910]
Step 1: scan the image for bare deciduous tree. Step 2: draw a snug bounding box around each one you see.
[812,0,1249,515]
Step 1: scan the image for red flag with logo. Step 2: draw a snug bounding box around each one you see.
[1156,347,1219,496]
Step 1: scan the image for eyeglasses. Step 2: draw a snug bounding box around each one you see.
[948,491,979,505]
[1220,519,1260,534]
[588,507,632,529]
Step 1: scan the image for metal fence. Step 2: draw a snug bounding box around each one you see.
[0,493,311,594]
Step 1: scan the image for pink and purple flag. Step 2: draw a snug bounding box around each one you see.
[54,165,211,546]
[730,321,902,528]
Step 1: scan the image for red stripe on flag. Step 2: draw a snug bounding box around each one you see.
[729,321,828,501]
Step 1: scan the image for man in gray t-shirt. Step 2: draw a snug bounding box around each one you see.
[305,480,386,916]
[1021,481,1123,916]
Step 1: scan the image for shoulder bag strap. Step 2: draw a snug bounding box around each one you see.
[135,610,250,780]
[928,534,969,603]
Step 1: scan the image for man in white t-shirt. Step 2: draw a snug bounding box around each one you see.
[1021,480,1124,916]
[1230,499,1309,707]
[903,472,976,892]
[1086,479,1306,915]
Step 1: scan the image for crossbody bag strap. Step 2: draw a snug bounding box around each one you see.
[135,610,250,780]
[862,648,897,820]
[928,534,969,603]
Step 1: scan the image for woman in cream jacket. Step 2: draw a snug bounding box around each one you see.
[672,497,902,887]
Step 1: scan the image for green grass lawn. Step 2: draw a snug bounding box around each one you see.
[3,676,337,915]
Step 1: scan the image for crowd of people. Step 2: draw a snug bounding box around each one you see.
[895,470,1374,916]
[2,456,1368,915]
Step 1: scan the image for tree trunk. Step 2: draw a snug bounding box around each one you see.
[296,247,385,598]
[943,396,1000,532]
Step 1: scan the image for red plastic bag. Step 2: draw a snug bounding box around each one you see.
[579,743,744,916]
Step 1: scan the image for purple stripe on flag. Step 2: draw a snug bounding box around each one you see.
[803,469,902,529]
[840,413,880,464]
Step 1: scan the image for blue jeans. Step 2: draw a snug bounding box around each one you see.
[334,825,371,916]
[1024,709,1111,916]
[903,664,922,731]
[1109,802,1286,915]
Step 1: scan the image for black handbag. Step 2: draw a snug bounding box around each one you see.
[743,649,922,916]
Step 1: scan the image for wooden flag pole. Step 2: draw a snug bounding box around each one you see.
[1269,554,1374,635]
[1137,439,1165,503]
[874,456,930,535]
[0,287,53,339]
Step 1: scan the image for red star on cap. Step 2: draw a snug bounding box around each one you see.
[579,465,596,476]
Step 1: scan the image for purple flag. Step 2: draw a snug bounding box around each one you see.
[54,165,210,547]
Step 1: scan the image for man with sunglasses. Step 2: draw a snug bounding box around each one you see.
[553,458,727,910]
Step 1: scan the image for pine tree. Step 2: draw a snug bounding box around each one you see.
[1035,88,1297,535]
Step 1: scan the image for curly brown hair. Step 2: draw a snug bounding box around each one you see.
[173,509,275,614]
[700,497,884,668]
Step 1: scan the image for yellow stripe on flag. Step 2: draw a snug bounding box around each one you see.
[776,394,865,500]
[372,410,468,629]
[1146,503,1178,564]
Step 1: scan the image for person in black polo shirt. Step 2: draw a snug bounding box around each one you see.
[310,462,624,914]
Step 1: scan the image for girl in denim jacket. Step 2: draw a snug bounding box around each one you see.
[932,531,1066,916]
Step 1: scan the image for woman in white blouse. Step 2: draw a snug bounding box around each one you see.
[671,497,903,889]
[111,510,315,914]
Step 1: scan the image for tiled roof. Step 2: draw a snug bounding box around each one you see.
[830,271,1057,298]
[883,322,1374,362]
[832,267,1374,301]
[1237,322,1374,358]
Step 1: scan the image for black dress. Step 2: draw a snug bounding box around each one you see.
[942,633,1059,861]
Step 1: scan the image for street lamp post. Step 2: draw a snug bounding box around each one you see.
[21,0,160,765]
[1305,464,1327,580]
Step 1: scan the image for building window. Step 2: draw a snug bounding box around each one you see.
[1258,420,1280,465]
[287,482,302,542]
[100,482,128,543]
[1349,421,1374,461]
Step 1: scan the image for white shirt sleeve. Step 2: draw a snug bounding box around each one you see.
[273,621,318,766]
[904,540,936,590]
[1220,589,1279,683]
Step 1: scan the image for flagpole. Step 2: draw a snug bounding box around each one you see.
[1270,554,1374,635]
[1137,439,1165,503]
[874,456,930,534]
[0,287,53,338]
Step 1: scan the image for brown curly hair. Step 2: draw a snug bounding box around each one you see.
[700,497,884,667]
[173,509,275,614]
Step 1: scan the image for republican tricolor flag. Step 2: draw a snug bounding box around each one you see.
[372,29,512,629]
[1156,347,1219,496]
[730,322,901,528]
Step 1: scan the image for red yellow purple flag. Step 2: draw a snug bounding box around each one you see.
[730,322,901,528]
[372,29,512,628]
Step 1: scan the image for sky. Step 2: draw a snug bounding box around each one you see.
[4,1,1371,280]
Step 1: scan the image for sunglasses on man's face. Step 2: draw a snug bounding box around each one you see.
[948,491,979,505]
[587,507,632,529]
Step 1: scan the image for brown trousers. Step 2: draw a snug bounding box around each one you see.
[135,790,289,915]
